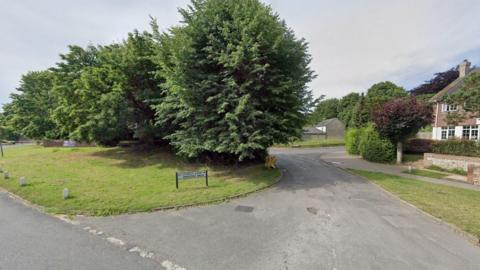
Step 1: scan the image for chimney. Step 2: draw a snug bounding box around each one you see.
[459,59,471,77]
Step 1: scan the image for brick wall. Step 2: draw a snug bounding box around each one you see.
[433,103,477,127]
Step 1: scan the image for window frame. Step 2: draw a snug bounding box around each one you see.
[443,103,458,112]
[462,125,479,141]
[441,126,455,140]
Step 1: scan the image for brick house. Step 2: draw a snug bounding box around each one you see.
[431,60,480,140]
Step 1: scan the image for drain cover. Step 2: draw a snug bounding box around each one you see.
[306,207,318,215]
[235,205,254,213]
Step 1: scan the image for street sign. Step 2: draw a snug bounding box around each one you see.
[176,170,208,189]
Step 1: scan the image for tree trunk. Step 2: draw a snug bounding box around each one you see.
[396,141,403,164]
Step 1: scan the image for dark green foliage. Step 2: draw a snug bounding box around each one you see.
[358,124,395,163]
[444,72,480,123]
[2,0,314,163]
[337,92,360,127]
[52,31,165,145]
[364,81,407,116]
[345,128,361,155]
[431,140,480,157]
[5,71,60,139]
[160,0,314,161]
[351,93,370,128]
[309,98,339,124]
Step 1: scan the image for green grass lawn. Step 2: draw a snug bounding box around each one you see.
[427,165,468,176]
[0,145,279,216]
[348,169,480,239]
[276,138,345,148]
[403,168,449,179]
[402,154,423,163]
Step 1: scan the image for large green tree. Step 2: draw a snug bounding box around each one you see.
[5,71,60,139]
[352,81,407,127]
[52,31,165,145]
[159,0,314,161]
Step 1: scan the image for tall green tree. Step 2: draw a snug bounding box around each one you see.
[52,31,165,145]
[5,71,60,139]
[365,81,407,110]
[352,81,407,127]
[309,98,339,124]
[159,0,314,161]
[337,92,360,127]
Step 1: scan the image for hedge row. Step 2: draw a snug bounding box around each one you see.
[346,124,396,163]
[431,139,480,157]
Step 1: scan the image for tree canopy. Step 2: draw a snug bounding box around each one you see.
[410,68,458,96]
[158,0,314,161]
[2,0,315,162]
[373,97,432,143]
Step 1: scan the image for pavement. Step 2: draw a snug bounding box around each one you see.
[317,146,480,191]
[70,147,480,270]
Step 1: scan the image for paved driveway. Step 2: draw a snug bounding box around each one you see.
[77,147,480,270]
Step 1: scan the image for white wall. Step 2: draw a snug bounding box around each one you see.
[432,127,441,140]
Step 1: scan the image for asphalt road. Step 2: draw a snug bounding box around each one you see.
[76,147,480,270]
[0,191,160,270]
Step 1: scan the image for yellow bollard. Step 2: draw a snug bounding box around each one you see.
[265,155,277,169]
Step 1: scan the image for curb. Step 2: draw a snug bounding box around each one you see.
[0,168,283,217]
[152,169,283,211]
[342,168,480,247]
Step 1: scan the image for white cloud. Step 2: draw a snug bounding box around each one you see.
[1,0,479,104]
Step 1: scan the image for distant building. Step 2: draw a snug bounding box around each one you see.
[303,118,345,140]
[431,60,480,140]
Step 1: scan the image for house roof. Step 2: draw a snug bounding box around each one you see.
[431,67,480,102]
[317,118,340,127]
[303,118,342,135]
[303,126,325,135]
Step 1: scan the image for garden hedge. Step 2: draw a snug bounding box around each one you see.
[431,139,480,157]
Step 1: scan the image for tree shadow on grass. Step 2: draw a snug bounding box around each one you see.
[88,146,199,170]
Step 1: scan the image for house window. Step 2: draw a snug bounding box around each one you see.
[443,103,457,112]
[462,125,479,140]
[441,126,455,140]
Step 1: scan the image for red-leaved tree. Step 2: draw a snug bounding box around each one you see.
[373,97,433,163]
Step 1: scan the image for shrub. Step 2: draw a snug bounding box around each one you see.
[404,139,433,154]
[431,139,480,157]
[346,128,362,155]
[358,124,396,163]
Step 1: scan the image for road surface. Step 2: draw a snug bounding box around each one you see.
[75,147,480,270]
[0,190,159,270]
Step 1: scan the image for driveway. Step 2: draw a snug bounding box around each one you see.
[76,147,480,270]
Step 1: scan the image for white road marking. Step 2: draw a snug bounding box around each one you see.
[106,237,125,246]
[161,260,187,270]
[129,246,154,259]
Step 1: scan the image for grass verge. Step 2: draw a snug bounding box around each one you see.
[427,165,467,176]
[402,168,449,179]
[348,169,480,239]
[0,145,279,216]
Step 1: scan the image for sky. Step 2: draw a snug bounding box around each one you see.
[1,0,480,105]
